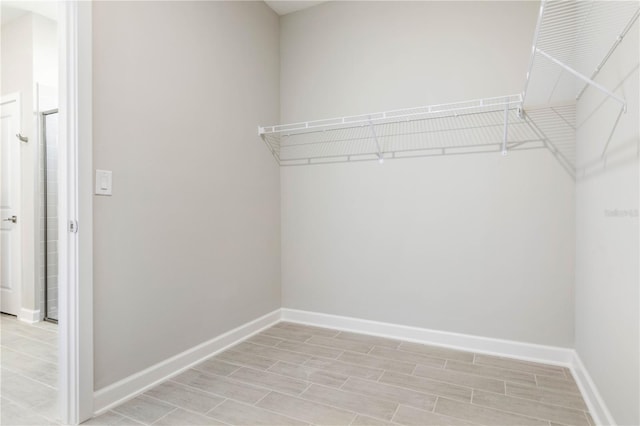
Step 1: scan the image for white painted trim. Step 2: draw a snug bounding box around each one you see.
[281,309,575,367]
[18,308,42,324]
[59,1,93,424]
[570,352,616,426]
[92,309,282,416]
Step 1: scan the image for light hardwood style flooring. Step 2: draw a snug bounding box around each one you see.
[87,322,593,426]
[0,313,59,425]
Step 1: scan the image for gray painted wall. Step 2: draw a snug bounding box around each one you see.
[575,18,639,426]
[92,1,281,389]
[280,1,576,347]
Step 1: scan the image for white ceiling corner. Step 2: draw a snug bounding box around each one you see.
[264,1,327,16]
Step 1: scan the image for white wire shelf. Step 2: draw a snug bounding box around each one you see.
[259,95,549,166]
[523,0,640,107]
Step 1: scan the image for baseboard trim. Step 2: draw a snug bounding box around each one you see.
[92,307,614,426]
[570,352,616,426]
[18,308,42,324]
[93,309,281,415]
[282,308,618,425]
[281,308,574,367]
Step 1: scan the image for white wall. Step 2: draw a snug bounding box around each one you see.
[92,1,280,389]
[575,18,639,426]
[280,1,576,347]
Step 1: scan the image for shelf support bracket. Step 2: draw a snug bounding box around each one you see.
[367,118,384,163]
[536,48,627,112]
[502,103,509,156]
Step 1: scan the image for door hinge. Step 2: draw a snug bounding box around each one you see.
[69,220,79,233]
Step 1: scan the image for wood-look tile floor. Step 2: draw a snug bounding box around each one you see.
[0,313,60,425]
[86,323,593,426]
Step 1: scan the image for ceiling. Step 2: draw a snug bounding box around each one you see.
[1,1,58,26]
[264,1,327,16]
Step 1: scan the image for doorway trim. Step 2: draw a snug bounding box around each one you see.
[59,1,93,424]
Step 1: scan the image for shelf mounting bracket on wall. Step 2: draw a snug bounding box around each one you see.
[502,103,509,156]
[367,117,384,164]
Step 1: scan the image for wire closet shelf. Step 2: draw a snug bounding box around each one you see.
[258,0,640,169]
[259,95,548,166]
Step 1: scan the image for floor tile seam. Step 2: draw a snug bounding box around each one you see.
[204,391,311,425]
[1,367,59,390]
[106,408,157,426]
[167,378,249,403]
[27,322,59,333]
[29,397,62,423]
[475,387,591,414]
[473,360,569,380]
[227,366,316,393]
[1,345,59,366]
[397,344,476,362]
[238,342,327,364]
[388,403,402,425]
[5,326,58,340]
[0,392,54,412]
[534,372,580,385]
[466,390,590,425]
[534,383,582,396]
[443,362,539,385]
[411,366,508,392]
[340,350,418,372]
[1,331,58,349]
[305,337,375,355]
[146,406,179,426]
[177,367,314,398]
[139,392,226,417]
[383,369,491,396]
[192,363,243,377]
[392,400,483,426]
[342,374,448,407]
[300,358,385,381]
[0,402,54,425]
[295,386,396,423]
[375,377,473,403]
[372,346,448,367]
[273,340,348,359]
[254,390,359,425]
[218,350,288,370]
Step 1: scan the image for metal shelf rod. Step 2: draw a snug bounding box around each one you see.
[576,7,640,101]
[535,48,626,111]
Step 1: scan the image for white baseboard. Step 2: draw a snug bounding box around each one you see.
[281,308,574,366]
[92,307,614,426]
[93,309,281,415]
[570,352,616,426]
[282,308,616,425]
[18,308,42,324]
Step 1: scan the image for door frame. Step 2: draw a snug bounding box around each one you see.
[58,1,93,424]
[1,92,22,317]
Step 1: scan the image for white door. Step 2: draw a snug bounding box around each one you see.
[1,96,22,315]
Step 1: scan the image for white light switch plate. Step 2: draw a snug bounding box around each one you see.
[95,170,112,196]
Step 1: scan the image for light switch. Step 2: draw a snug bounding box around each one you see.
[95,170,112,196]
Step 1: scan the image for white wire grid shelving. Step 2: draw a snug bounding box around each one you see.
[260,95,549,166]
[258,0,638,172]
[523,0,640,107]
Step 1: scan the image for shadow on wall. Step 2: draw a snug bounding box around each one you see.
[576,61,640,181]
